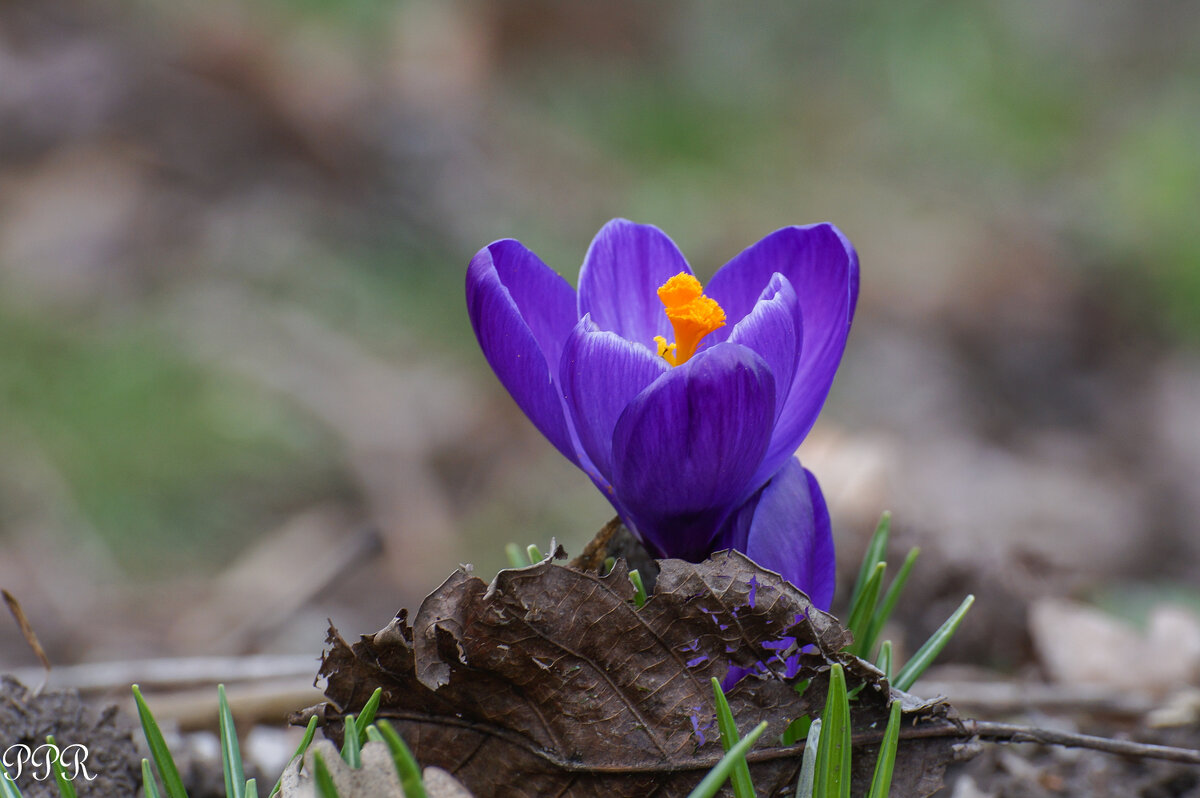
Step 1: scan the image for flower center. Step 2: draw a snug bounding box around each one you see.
[653,272,726,366]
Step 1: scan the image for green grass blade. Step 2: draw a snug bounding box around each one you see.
[340,713,361,768]
[848,512,891,611]
[504,543,525,569]
[374,721,427,798]
[867,701,903,798]
[525,543,543,564]
[861,548,920,659]
[0,759,23,798]
[845,562,886,656]
[710,678,755,798]
[686,721,768,798]
[813,664,851,798]
[311,753,340,798]
[132,685,190,798]
[781,714,812,747]
[875,640,893,682]
[893,595,975,691]
[244,778,259,798]
[795,717,821,798]
[141,759,162,798]
[268,715,319,798]
[354,688,384,745]
[45,735,78,798]
[218,685,246,798]
[628,569,648,608]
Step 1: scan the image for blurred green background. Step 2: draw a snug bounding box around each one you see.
[2,0,1198,666]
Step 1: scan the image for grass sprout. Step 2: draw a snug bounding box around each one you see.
[710,678,756,798]
[686,722,769,798]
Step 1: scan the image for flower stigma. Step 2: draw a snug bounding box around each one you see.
[653,272,726,366]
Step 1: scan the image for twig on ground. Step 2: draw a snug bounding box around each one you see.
[3,589,52,695]
[10,654,319,693]
[206,525,382,654]
[913,679,1157,718]
[141,680,325,731]
[341,709,1200,773]
[965,720,1200,766]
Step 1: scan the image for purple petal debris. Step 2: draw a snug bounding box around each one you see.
[689,706,714,746]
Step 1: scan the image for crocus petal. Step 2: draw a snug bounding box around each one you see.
[726,272,802,427]
[578,219,692,350]
[473,239,581,372]
[719,458,835,610]
[466,241,581,464]
[707,224,859,472]
[560,315,668,483]
[611,343,776,560]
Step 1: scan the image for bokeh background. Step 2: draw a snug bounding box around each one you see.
[3,0,1199,675]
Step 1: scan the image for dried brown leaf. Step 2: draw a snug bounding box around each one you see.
[312,551,966,797]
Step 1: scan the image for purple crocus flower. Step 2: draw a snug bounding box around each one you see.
[466,219,858,610]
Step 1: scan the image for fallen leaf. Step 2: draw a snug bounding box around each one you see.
[311,551,965,796]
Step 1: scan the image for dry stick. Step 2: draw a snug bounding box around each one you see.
[358,710,1200,773]
[966,720,1200,765]
[2,589,52,695]
[10,654,320,693]
[141,680,325,732]
[912,679,1156,718]
[797,720,1200,768]
[763,720,1200,769]
[209,525,383,654]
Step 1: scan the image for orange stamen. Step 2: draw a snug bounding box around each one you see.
[655,273,726,366]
